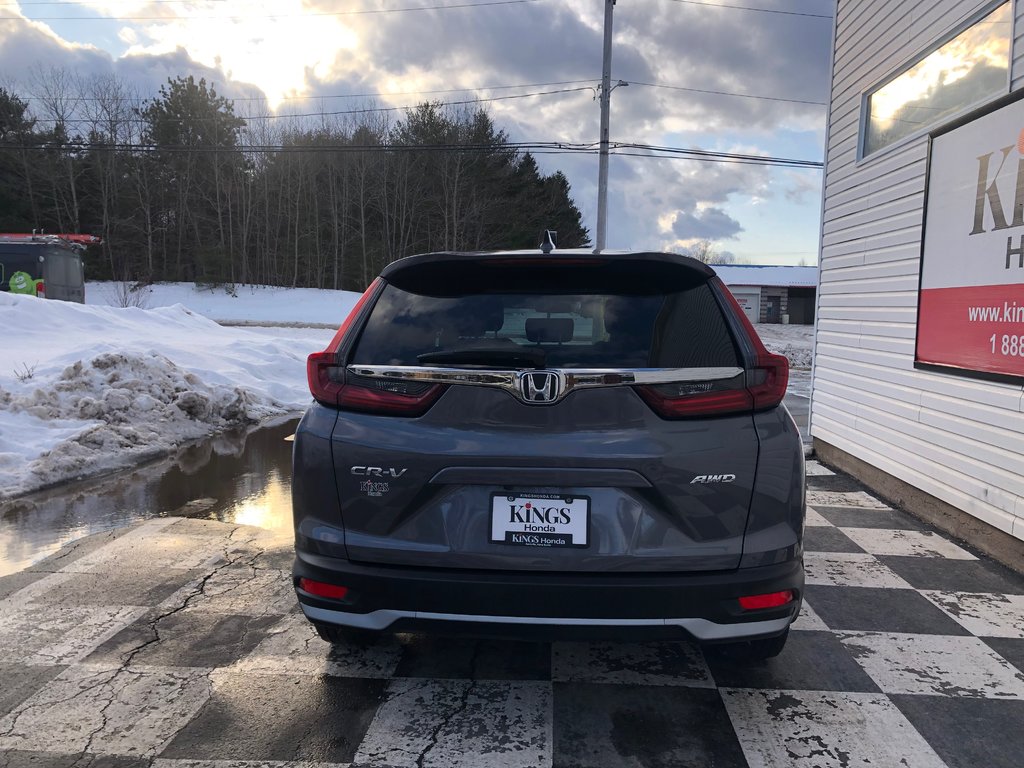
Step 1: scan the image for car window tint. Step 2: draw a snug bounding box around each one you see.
[352,282,739,369]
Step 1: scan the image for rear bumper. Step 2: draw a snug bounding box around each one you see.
[293,550,803,642]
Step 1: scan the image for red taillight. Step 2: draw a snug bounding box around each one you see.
[307,353,445,415]
[307,351,345,405]
[35,280,45,298]
[636,385,752,418]
[298,578,350,600]
[338,380,446,416]
[748,351,789,410]
[738,590,794,610]
[307,279,446,415]
[636,279,789,419]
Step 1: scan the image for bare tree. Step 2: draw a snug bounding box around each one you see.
[30,66,84,233]
[685,239,736,265]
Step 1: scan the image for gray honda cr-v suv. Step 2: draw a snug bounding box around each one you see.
[292,249,805,659]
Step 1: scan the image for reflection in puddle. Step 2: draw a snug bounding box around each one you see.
[0,416,299,577]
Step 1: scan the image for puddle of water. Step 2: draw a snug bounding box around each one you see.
[0,417,299,577]
[1,385,810,577]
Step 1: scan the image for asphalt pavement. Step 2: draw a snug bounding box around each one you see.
[0,460,1022,767]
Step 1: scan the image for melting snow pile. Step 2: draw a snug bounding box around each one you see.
[0,292,332,498]
[1,287,818,499]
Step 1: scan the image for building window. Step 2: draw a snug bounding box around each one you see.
[862,2,1011,157]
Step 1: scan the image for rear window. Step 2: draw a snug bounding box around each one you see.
[352,279,740,369]
[47,252,81,287]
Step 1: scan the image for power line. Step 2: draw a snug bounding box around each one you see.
[610,150,821,169]
[628,80,826,106]
[24,85,592,126]
[19,79,598,105]
[8,138,823,168]
[12,139,597,154]
[613,142,823,168]
[3,0,541,20]
[17,77,823,107]
[665,0,832,19]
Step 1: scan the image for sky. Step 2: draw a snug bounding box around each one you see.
[0,0,835,264]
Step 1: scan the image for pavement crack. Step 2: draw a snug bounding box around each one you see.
[115,527,252,669]
[0,667,117,740]
[415,643,481,768]
[77,669,137,758]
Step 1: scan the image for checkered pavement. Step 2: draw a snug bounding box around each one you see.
[0,461,1022,768]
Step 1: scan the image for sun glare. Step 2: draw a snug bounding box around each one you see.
[866,2,1010,152]
[111,1,361,108]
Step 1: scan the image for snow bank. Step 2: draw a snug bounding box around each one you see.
[0,292,330,498]
[87,281,361,326]
[2,285,818,499]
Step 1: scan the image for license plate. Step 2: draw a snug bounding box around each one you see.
[490,493,590,548]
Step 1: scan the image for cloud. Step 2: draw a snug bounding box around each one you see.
[783,171,821,204]
[670,206,744,241]
[0,16,113,83]
[0,0,833,258]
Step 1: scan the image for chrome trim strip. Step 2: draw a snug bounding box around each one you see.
[347,364,743,403]
[301,605,791,641]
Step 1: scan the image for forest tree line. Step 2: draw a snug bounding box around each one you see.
[0,72,590,291]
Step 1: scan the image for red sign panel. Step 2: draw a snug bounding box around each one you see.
[917,94,1024,381]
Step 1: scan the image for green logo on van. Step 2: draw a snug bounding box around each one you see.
[8,271,36,295]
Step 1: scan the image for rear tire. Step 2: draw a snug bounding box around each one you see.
[710,628,790,662]
[313,623,378,646]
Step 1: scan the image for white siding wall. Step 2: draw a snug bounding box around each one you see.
[812,0,1024,541]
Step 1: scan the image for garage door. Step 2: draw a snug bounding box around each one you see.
[728,287,760,325]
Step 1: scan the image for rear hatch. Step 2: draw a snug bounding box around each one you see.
[309,253,788,572]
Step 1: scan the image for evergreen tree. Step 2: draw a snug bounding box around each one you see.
[0,89,38,230]
[0,76,592,289]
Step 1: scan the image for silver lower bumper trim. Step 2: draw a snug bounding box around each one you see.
[300,605,791,641]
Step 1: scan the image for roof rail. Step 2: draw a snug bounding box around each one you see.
[0,233,101,251]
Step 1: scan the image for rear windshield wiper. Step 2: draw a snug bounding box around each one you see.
[417,347,547,368]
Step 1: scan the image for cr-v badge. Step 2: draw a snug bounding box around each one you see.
[351,466,408,478]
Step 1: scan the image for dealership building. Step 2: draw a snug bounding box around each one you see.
[713,265,818,325]
[812,0,1024,558]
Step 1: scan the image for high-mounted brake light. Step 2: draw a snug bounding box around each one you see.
[483,258,608,267]
[307,278,446,415]
[738,590,794,610]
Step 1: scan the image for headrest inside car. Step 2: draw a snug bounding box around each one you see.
[452,298,504,337]
[525,317,574,343]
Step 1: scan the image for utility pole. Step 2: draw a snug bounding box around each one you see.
[595,0,615,253]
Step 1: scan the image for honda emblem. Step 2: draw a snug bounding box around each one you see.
[518,371,560,403]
